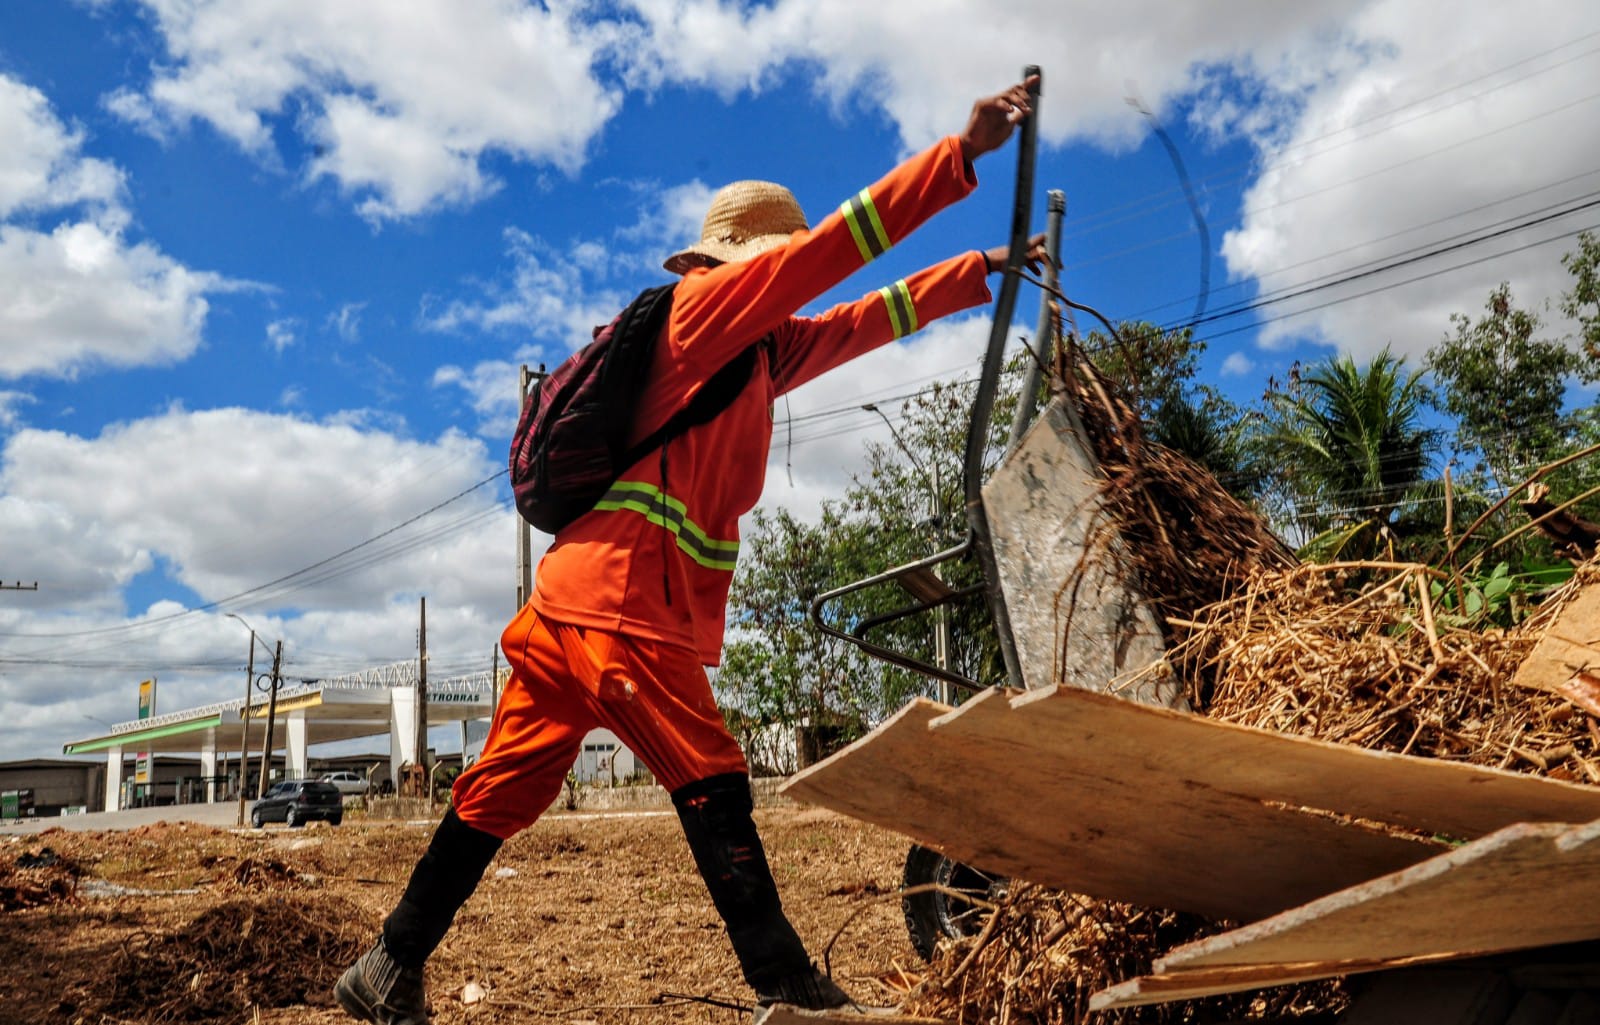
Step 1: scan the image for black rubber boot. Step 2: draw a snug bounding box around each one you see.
[380,807,503,967]
[673,773,855,1009]
[335,808,502,1024]
[334,939,430,1025]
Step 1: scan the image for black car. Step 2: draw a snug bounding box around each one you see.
[250,779,344,828]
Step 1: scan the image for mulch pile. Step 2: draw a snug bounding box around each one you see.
[90,896,370,1023]
[1,846,83,911]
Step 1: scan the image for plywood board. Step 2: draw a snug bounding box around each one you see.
[1156,819,1600,971]
[785,686,1600,921]
[1511,582,1600,695]
[1088,954,1453,1011]
[785,693,1440,922]
[974,684,1600,843]
[983,399,1181,708]
[1091,819,1600,1010]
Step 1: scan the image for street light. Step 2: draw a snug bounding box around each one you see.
[861,402,955,703]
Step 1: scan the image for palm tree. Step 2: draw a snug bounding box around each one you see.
[1255,349,1439,553]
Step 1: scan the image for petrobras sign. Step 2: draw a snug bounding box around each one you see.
[427,690,489,704]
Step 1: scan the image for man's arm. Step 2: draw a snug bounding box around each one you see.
[666,77,1040,374]
[770,232,1050,393]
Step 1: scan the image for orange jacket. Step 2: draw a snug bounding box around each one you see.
[531,135,993,663]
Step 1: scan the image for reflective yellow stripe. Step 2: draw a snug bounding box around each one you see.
[878,279,917,339]
[593,480,740,571]
[840,188,891,264]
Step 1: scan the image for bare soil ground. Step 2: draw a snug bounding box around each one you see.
[1,807,915,1025]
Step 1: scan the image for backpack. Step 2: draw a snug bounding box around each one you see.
[509,283,764,534]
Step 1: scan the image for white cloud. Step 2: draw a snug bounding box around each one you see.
[619,0,1359,152]
[1219,0,1600,363]
[327,302,365,342]
[116,0,621,220]
[0,390,35,429]
[423,228,624,348]
[757,313,998,521]
[0,221,223,379]
[1220,351,1256,377]
[0,74,124,218]
[0,405,523,755]
[0,407,503,607]
[266,318,297,352]
[0,71,225,381]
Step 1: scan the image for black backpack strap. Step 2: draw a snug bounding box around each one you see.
[601,284,679,463]
[621,337,768,471]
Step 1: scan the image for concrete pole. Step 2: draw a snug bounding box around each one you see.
[415,596,428,796]
[255,641,283,798]
[105,745,124,813]
[236,632,254,826]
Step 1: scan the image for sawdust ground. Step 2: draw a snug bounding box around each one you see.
[1,807,913,1025]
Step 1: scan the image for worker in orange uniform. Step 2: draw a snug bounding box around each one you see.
[337,76,1046,1025]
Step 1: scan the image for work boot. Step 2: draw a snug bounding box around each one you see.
[334,939,430,1025]
[754,963,855,1010]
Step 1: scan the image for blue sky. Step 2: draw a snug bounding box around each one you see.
[2,0,1598,760]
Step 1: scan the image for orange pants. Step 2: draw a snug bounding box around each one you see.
[450,605,748,839]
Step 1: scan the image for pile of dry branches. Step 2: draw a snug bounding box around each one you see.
[1057,351,1294,648]
[1169,559,1600,778]
[902,884,1346,1025]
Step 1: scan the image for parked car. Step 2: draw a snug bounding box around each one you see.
[250,779,343,828]
[319,770,370,796]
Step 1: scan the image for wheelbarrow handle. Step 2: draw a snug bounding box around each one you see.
[963,65,1040,692]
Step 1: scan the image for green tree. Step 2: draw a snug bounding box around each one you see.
[1252,350,1439,553]
[1560,230,1600,372]
[1426,282,1584,490]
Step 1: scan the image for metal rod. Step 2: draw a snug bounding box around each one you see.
[963,65,1040,692]
[1006,189,1066,455]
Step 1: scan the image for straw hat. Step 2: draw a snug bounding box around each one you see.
[663,180,809,274]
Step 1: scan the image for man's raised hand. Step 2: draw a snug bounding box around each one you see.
[959,76,1039,162]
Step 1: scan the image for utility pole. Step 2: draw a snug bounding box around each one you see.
[236,634,255,827]
[491,644,500,712]
[255,641,283,800]
[415,596,428,796]
[0,581,38,591]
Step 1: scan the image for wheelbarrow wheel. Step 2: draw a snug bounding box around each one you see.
[901,844,1008,961]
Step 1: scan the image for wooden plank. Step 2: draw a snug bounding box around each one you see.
[1088,954,1456,1011]
[983,399,1182,708]
[974,684,1600,842]
[1090,821,1600,1012]
[1156,819,1600,972]
[1512,583,1600,696]
[753,1005,942,1025]
[785,692,1440,921]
